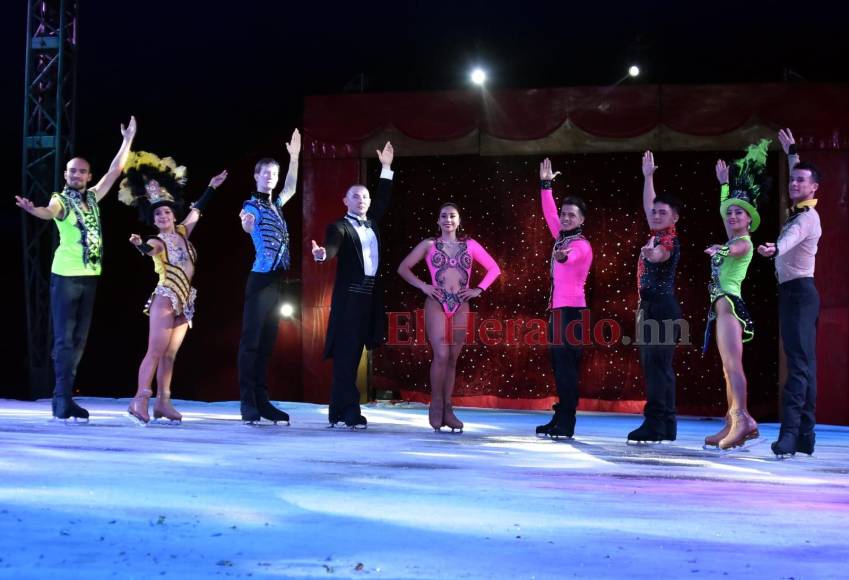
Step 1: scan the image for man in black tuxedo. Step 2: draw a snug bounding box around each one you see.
[311,142,395,428]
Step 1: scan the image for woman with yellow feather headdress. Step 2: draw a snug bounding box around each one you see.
[120,150,228,425]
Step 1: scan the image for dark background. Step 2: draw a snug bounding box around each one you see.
[2,0,847,407]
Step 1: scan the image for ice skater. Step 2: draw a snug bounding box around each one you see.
[120,151,228,424]
[534,158,593,439]
[397,202,501,432]
[311,142,395,428]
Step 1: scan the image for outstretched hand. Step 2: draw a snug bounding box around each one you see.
[311,240,327,261]
[642,151,657,177]
[209,170,228,189]
[121,116,137,140]
[778,128,795,155]
[129,234,142,246]
[553,246,572,263]
[286,128,301,157]
[715,159,729,184]
[377,141,394,167]
[757,242,777,257]
[239,209,255,228]
[704,244,723,257]
[15,196,35,214]
[539,158,561,181]
[640,237,658,259]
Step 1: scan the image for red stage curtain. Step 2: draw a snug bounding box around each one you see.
[305,85,849,144]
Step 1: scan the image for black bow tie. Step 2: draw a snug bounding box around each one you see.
[347,214,372,228]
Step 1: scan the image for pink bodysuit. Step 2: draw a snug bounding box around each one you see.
[425,238,501,317]
[541,187,593,309]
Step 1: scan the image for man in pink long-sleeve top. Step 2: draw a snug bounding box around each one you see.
[758,128,822,457]
[535,159,593,439]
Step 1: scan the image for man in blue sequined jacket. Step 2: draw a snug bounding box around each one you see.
[236,129,300,424]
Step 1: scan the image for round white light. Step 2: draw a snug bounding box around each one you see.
[280,303,295,318]
[470,68,487,86]
[628,65,640,77]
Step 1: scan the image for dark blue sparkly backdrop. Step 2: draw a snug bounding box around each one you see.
[373,153,779,418]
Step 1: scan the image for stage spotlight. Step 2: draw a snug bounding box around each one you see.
[628,65,640,78]
[279,303,295,318]
[470,68,487,86]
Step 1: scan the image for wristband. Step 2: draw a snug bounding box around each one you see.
[136,242,154,255]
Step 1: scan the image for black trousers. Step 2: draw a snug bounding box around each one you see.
[548,307,584,415]
[238,272,282,416]
[328,282,375,422]
[50,274,98,410]
[778,277,819,436]
[637,294,681,426]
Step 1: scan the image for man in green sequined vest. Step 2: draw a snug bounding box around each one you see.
[16,116,137,421]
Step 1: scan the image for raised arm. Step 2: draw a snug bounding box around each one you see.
[397,239,442,300]
[758,128,803,258]
[642,150,658,227]
[716,159,729,188]
[778,127,800,170]
[540,158,562,238]
[182,170,228,236]
[368,141,395,222]
[93,116,137,201]
[16,195,64,221]
[278,128,301,207]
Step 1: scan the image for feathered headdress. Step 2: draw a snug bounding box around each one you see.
[119,151,188,225]
[720,138,772,233]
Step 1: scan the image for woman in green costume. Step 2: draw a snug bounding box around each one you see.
[703,140,770,451]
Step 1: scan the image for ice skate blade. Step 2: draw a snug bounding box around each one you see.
[125,412,148,427]
[152,417,182,425]
[708,436,764,454]
[259,416,290,425]
[773,451,796,460]
[51,416,90,425]
[626,439,663,446]
[244,418,289,426]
